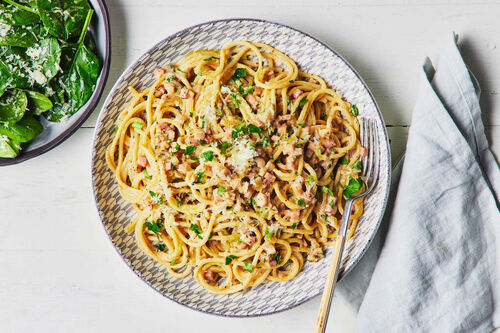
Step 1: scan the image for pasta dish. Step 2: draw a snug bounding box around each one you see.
[106,41,366,294]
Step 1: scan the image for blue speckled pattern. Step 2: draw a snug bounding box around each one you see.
[91,19,391,317]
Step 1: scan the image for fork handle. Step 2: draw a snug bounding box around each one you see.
[313,234,347,333]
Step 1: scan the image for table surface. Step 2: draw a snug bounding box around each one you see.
[1,1,499,332]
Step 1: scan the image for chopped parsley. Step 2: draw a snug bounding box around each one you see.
[320,186,334,196]
[201,151,214,161]
[243,261,254,273]
[184,145,196,155]
[350,104,359,116]
[298,123,305,128]
[149,190,163,205]
[233,68,247,79]
[132,122,143,129]
[329,200,335,208]
[352,160,362,170]
[170,259,176,266]
[265,229,274,239]
[299,98,308,107]
[203,56,218,61]
[340,157,349,165]
[343,176,363,199]
[195,171,205,183]
[247,124,262,138]
[289,80,295,83]
[155,243,166,251]
[261,136,270,147]
[225,255,238,265]
[173,67,186,75]
[232,122,248,139]
[145,218,164,234]
[291,223,297,229]
[143,169,152,180]
[320,213,328,220]
[176,198,183,207]
[217,186,226,195]
[297,199,306,207]
[219,141,230,153]
[189,223,203,239]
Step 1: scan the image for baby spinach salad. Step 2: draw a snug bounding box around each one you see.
[0,0,100,158]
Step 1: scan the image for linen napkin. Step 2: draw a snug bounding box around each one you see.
[337,33,500,332]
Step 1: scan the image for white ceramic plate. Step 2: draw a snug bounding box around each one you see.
[91,19,391,317]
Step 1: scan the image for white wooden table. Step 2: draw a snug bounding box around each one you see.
[1,1,499,332]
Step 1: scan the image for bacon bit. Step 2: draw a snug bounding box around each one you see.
[263,172,275,186]
[154,85,166,97]
[283,143,303,157]
[214,191,225,202]
[302,126,311,135]
[159,123,176,140]
[164,161,172,171]
[360,147,368,158]
[307,239,324,261]
[137,155,147,169]
[171,156,180,166]
[254,192,269,207]
[203,270,219,285]
[179,87,194,99]
[154,67,166,80]
[240,182,255,200]
[186,131,206,145]
[277,123,287,136]
[305,143,316,159]
[163,82,176,95]
[177,162,192,174]
[285,155,297,169]
[291,89,303,99]
[278,114,292,122]
[271,135,280,142]
[255,157,266,169]
[323,138,336,149]
[264,243,276,255]
[254,86,264,96]
[245,93,259,109]
[285,209,301,222]
[207,240,219,247]
[241,228,257,246]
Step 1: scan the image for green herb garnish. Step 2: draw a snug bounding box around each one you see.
[189,223,203,239]
[343,176,363,199]
[350,104,359,116]
[243,261,254,273]
[233,68,247,79]
[149,190,163,204]
[184,145,196,155]
[201,151,214,161]
[225,255,238,265]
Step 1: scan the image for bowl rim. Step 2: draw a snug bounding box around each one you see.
[0,0,112,167]
[91,17,392,317]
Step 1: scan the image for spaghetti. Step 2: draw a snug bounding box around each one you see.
[106,41,366,294]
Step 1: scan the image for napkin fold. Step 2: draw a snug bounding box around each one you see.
[338,33,500,332]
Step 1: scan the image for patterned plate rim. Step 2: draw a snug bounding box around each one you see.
[90,18,391,317]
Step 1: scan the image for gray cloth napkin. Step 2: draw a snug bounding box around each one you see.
[337,33,500,332]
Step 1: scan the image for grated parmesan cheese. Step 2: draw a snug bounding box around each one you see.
[30,70,47,85]
[0,23,11,37]
[231,139,258,171]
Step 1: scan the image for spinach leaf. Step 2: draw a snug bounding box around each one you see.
[0,2,40,26]
[0,23,43,47]
[28,37,61,83]
[0,38,60,88]
[45,10,99,122]
[0,114,43,142]
[36,0,91,41]
[0,88,27,122]
[24,89,52,114]
[0,135,19,158]
[0,59,10,97]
